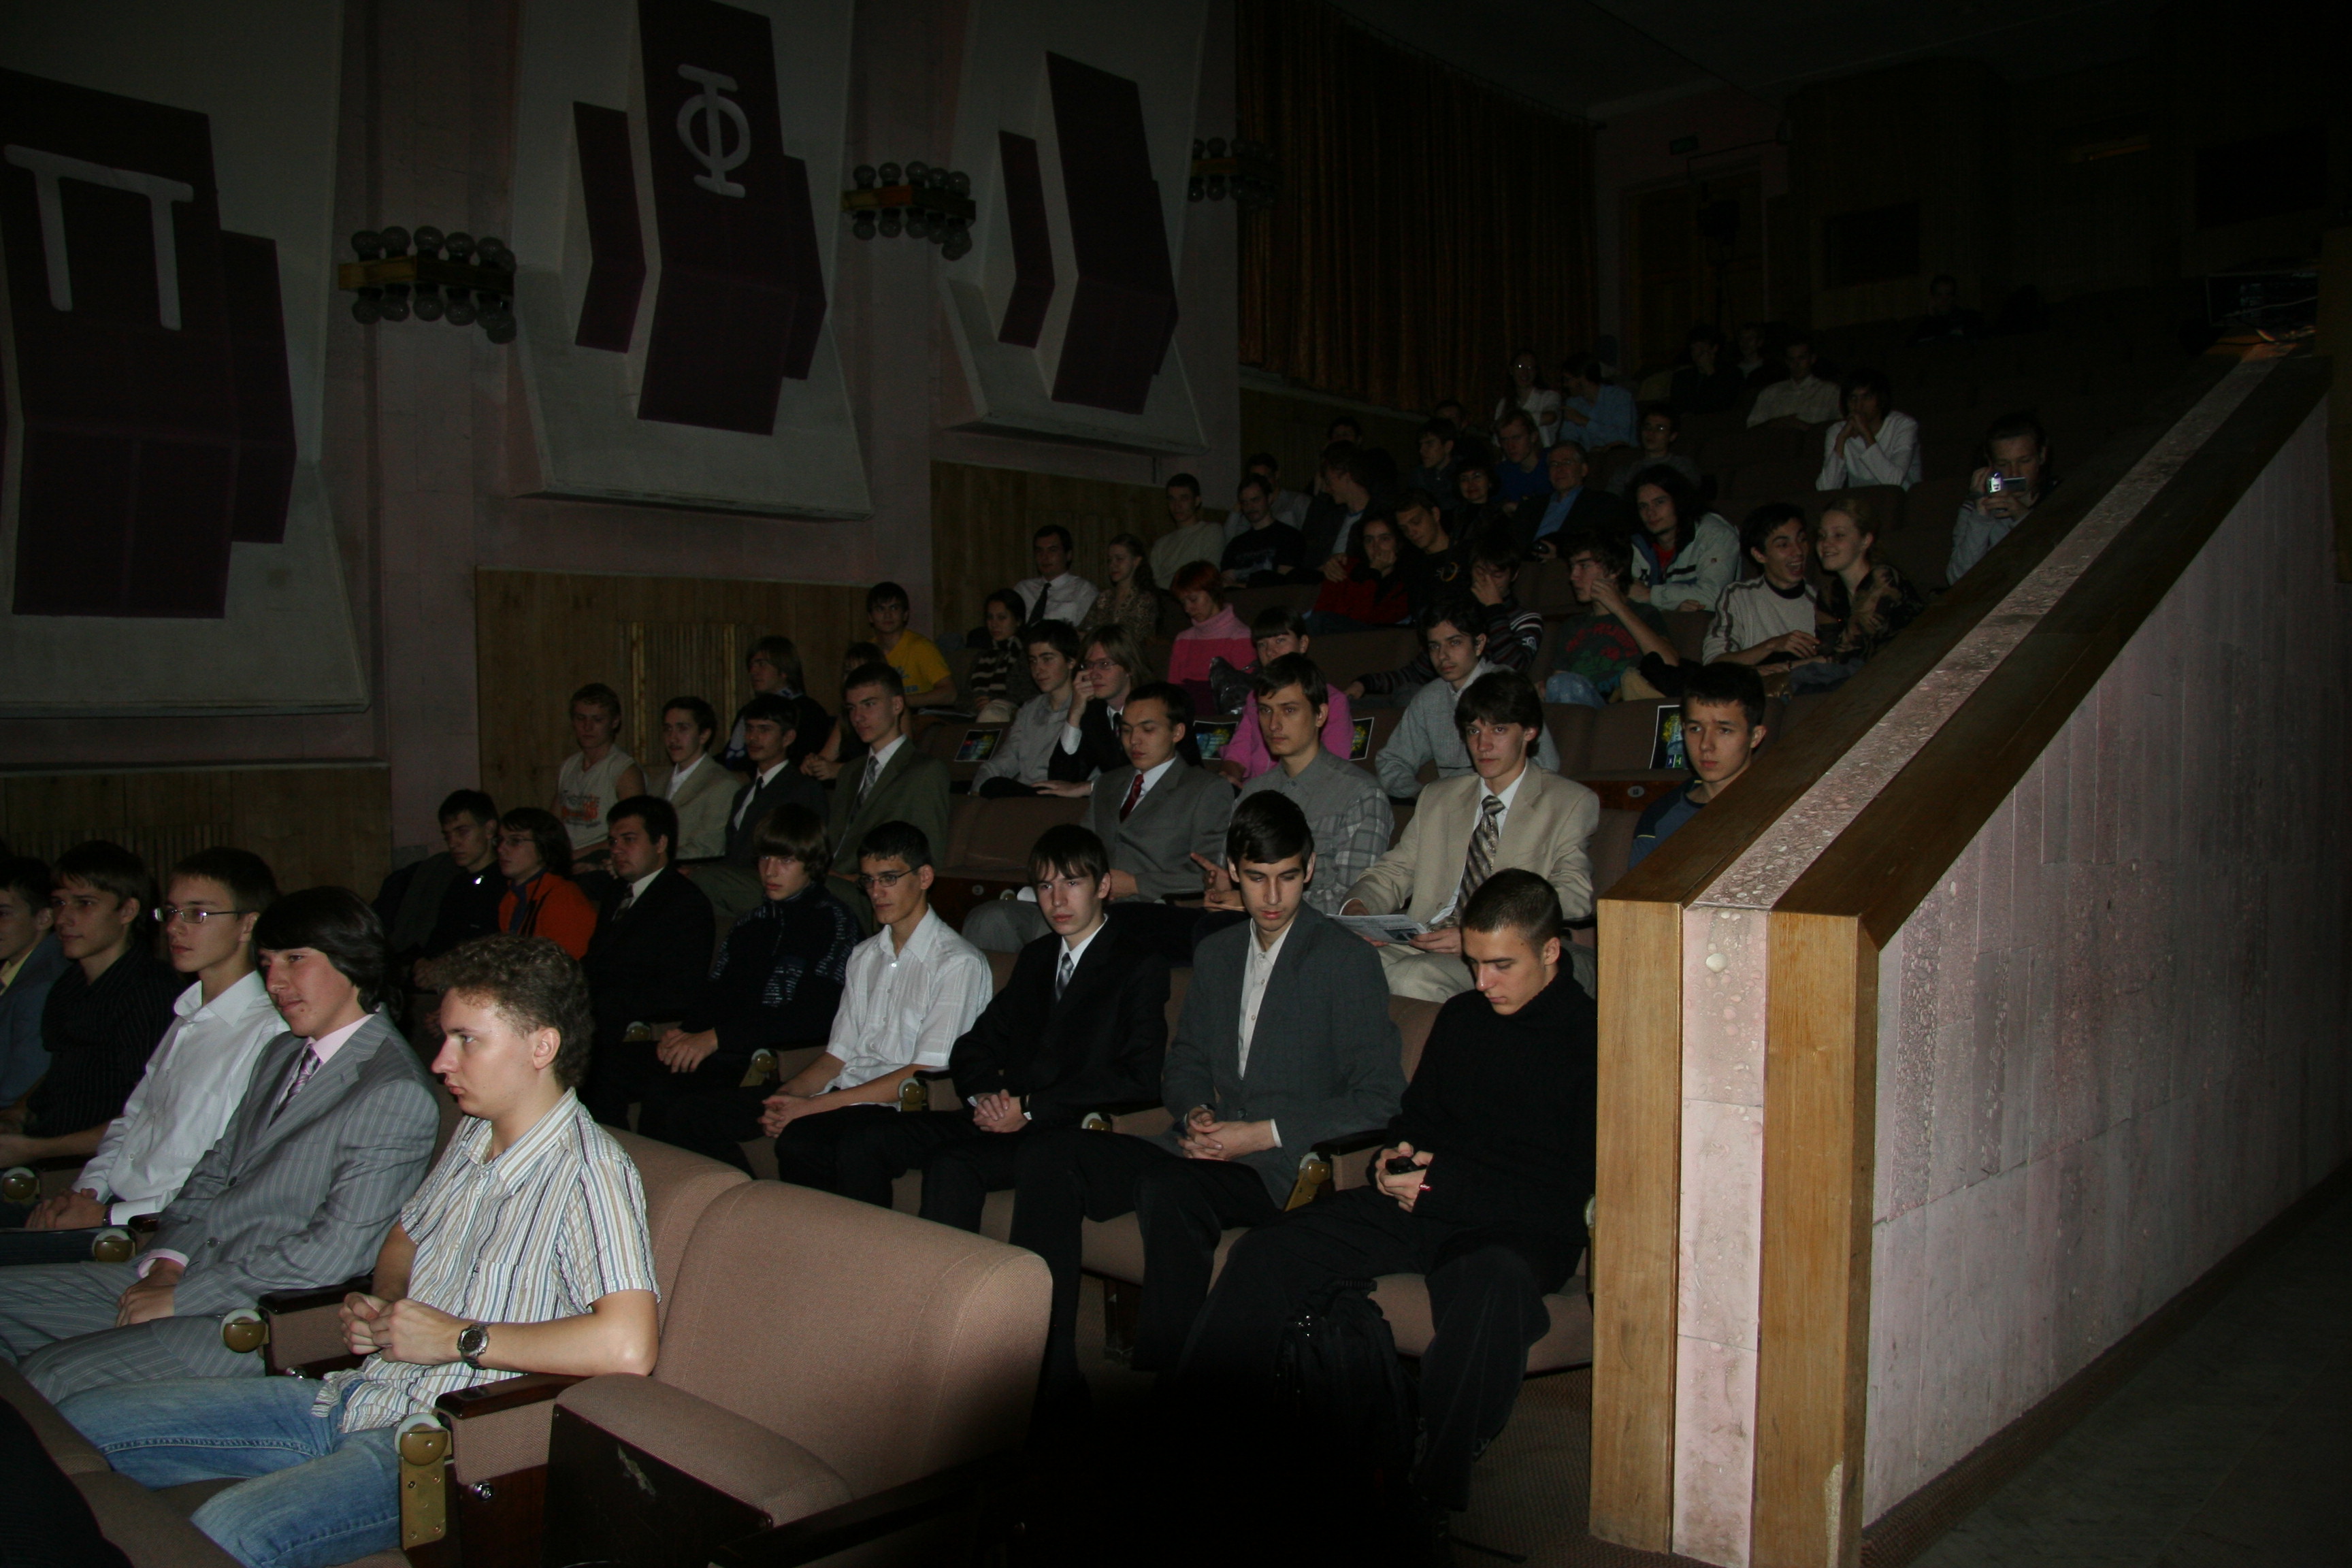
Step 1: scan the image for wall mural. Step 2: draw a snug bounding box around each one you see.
[508,0,870,517]
[0,7,364,715]
[940,0,1208,454]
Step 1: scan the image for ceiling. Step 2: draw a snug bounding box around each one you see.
[1325,0,2157,120]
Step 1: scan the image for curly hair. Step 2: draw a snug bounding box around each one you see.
[426,934,595,1088]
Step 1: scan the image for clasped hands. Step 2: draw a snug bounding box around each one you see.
[1179,1106,1275,1162]
[342,1292,469,1365]
[970,1091,1027,1134]
[27,1188,108,1232]
[654,1028,719,1073]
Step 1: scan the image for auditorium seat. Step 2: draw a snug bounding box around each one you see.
[535,1181,1047,1567]
[1588,806,1642,904]
[1227,583,1319,623]
[1307,626,1422,685]
[1661,610,1710,661]
[919,717,1007,785]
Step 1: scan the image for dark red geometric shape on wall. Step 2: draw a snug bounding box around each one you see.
[1043,52,1177,416]
[1,67,240,616]
[634,0,827,434]
[571,101,646,353]
[218,230,295,544]
[996,130,1053,348]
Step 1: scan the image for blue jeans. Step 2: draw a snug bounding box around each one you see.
[1543,670,1607,708]
[59,1377,403,1568]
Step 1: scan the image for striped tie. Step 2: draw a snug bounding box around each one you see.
[855,754,881,812]
[1437,794,1505,930]
[1056,950,1073,1001]
[270,1046,323,1123]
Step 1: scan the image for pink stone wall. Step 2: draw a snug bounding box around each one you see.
[0,0,1239,860]
[1862,412,2351,1517]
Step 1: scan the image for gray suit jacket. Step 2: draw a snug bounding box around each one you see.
[827,736,953,928]
[149,1013,440,1316]
[1156,906,1405,1203]
[1086,760,1235,902]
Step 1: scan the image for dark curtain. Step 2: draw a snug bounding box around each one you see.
[1236,0,1599,420]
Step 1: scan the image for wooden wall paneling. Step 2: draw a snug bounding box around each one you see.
[1750,911,1878,1568]
[474,571,870,828]
[1238,385,1424,498]
[929,462,1227,642]
[2321,226,2351,583]
[1588,893,1683,1552]
[0,766,392,897]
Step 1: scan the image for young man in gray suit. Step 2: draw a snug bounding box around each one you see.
[964,681,1233,963]
[825,663,951,933]
[1008,792,1404,1411]
[0,888,440,1402]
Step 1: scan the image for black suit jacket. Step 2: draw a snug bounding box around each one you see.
[947,924,1170,1130]
[724,765,830,867]
[583,865,715,1046]
[1511,485,1635,559]
[1044,699,1201,783]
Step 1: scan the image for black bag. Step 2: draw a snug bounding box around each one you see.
[1272,1276,1418,1487]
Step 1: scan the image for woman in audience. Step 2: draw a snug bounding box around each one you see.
[1669,325,1744,415]
[1806,495,1923,690]
[1165,562,1255,708]
[1451,453,1505,540]
[1305,512,1413,635]
[1611,404,1705,496]
[1492,347,1560,448]
[1627,467,1740,615]
[1816,368,1922,491]
[962,589,1039,723]
[492,807,595,958]
[1077,532,1160,646]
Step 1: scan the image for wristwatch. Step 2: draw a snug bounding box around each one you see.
[456,1323,490,1371]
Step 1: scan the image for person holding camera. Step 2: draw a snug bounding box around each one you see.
[1947,412,2055,584]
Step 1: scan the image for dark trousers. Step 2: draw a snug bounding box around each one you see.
[828,1111,1034,1228]
[771,1103,900,1198]
[1008,1129,1281,1394]
[0,1214,104,1268]
[659,1084,770,1172]
[1177,1186,1582,1511]
[583,1039,746,1142]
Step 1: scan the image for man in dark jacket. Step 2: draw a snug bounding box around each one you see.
[581,796,717,1128]
[829,824,1169,1221]
[1177,868,1597,1522]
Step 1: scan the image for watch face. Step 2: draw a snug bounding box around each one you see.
[458,1325,487,1357]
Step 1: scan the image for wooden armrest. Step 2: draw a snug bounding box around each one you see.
[705,1452,1017,1568]
[436,1372,583,1419]
[1310,1127,1394,1159]
[1079,1098,1166,1131]
[259,1274,374,1316]
[290,1353,368,1377]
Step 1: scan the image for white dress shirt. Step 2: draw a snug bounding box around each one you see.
[1237,918,1296,1147]
[1816,409,1923,491]
[1013,572,1100,627]
[824,909,992,1091]
[77,970,284,1224]
[1425,764,1529,928]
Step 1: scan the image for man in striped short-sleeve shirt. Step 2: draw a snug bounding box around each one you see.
[60,936,659,1568]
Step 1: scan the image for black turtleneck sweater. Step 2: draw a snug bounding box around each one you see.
[1386,967,1597,1236]
[28,945,178,1137]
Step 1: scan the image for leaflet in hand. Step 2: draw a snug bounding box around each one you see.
[1334,912,1426,943]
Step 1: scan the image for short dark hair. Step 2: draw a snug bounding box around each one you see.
[52,841,153,915]
[1683,662,1769,729]
[1982,410,2048,455]
[1345,446,1399,495]
[1236,474,1271,501]
[843,641,883,667]
[1326,414,1362,440]
[427,934,595,1088]
[1496,407,1537,439]
[1250,653,1329,715]
[1027,823,1109,885]
[1840,367,1893,416]
[740,692,798,732]
[1419,596,1485,641]
[167,848,278,917]
[749,634,806,691]
[570,683,622,722]
[1461,868,1563,949]
[1561,353,1605,384]
[1639,401,1680,434]
[1245,451,1281,475]
[1318,440,1358,476]
[1454,669,1544,740]
[984,588,1029,628]
[1165,472,1202,497]
[1025,618,1083,663]
[866,581,911,612]
[1560,527,1632,585]
[0,855,50,911]
[1226,790,1313,869]
[500,807,574,881]
[1034,523,1075,553]
[1418,417,1458,442]
[606,794,679,855]
[843,661,905,698]
[858,820,934,872]
[751,803,832,879]
[662,696,719,738]
[438,789,497,826]
[1684,323,1725,351]
[1740,502,1808,561]
[1469,528,1519,578]
[1124,679,1193,736]
[254,886,393,1013]
[1250,604,1310,641]
[1394,485,1443,517]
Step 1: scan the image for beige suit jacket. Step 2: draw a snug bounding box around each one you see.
[1345,764,1600,926]
[667,755,742,861]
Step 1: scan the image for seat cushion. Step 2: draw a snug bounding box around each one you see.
[1371,1275,1594,1373]
[557,1374,851,1524]
[1,1358,107,1475]
[1081,1212,1243,1286]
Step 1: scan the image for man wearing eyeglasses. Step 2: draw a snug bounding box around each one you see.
[0,849,281,1265]
[754,822,991,1197]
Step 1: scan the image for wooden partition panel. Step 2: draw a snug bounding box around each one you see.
[475,570,868,825]
[0,765,391,896]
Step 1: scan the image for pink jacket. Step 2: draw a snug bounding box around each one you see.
[1166,606,1254,688]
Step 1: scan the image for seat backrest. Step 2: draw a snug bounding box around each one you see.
[608,1129,749,1326]
[1589,698,1667,771]
[1659,610,1710,662]
[953,795,1087,870]
[1390,994,1443,1081]
[1542,702,1597,776]
[1589,807,1642,902]
[1311,627,1421,685]
[986,948,1017,992]
[655,1181,1048,1495]
[1165,965,1191,1028]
